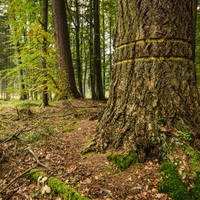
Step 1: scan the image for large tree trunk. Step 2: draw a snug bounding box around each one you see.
[95,0,200,161]
[52,0,80,99]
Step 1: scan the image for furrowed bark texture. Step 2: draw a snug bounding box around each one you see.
[96,0,200,161]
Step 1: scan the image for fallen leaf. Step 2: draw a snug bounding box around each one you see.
[41,185,51,194]
[152,188,158,193]
[40,177,48,183]
[126,195,134,199]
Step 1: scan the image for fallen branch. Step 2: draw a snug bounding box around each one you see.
[97,186,117,200]
[27,169,90,200]
[0,167,34,193]
[0,127,34,144]
[27,147,47,168]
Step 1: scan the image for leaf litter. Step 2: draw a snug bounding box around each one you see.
[0,100,170,200]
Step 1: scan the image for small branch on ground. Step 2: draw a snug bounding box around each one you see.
[0,127,35,144]
[27,147,47,168]
[0,167,34,194]
[97,186,117,200]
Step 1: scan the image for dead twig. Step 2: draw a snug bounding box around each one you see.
[97,186,117,200]
[0,127,35,144]
[0,167,34,194]
[27,147,47,168]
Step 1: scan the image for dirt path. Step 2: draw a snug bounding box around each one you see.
[0,100,170,200]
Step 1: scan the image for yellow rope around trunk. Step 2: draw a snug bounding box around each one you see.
[114,38,192,65]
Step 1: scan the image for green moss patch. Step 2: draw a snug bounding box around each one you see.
[158,162,200,200]
[185,146,200,172]
[27,169,90,200]
[107,151,137,170]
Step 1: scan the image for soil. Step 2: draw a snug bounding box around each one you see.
[0,100,170,200]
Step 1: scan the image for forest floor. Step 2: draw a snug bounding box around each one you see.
[0,99,171,200]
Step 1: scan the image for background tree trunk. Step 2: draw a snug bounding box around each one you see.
[52,0,80,99]
[75,0,83,98]
[93,0,105,100]
[41,0,49,107]
[89,0,96,99]
[95,0,200,161]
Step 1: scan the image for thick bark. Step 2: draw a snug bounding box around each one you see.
[95,0,200,161]
[52,0,80,99]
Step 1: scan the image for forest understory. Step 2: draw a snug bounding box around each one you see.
[0,99,173,200]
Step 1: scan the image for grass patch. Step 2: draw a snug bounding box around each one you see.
[64,121,76,133]
[0,100,41,107]
[25,131,42,142]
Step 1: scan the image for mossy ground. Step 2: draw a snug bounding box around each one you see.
[158,145,200,200]
[2,99,198,200]
[107,151,137,170]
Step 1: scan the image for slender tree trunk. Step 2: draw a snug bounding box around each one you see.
[93,0,104,100]
[102,0,106,95]
[109,9,113,74]
[41,0,49,107]
[94,0,200,161]
[16,42,28,100]
[192,0,198,62]
[52,0,80,99]
[75,0,83,97]
[89,0,95,99]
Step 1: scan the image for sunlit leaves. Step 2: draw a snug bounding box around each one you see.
[1,0,59,98]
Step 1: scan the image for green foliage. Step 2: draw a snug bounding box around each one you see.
[0,0,60,99]
[25,131,42,142]
[107,151,137,170]
[159,162,200,200]
[177,131,193,141]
